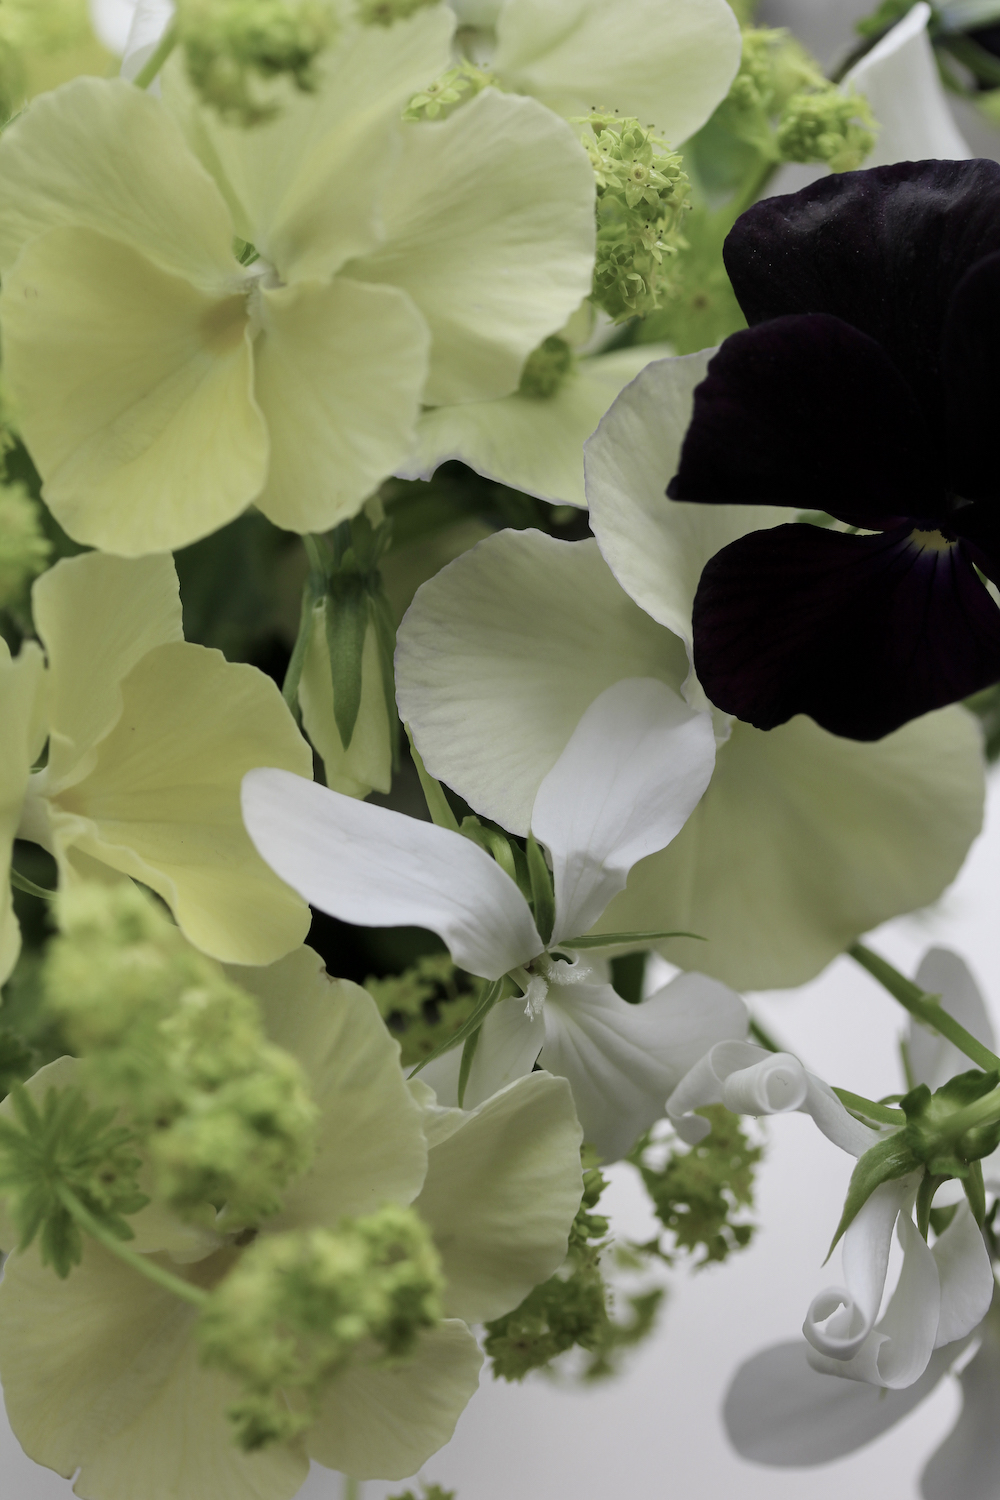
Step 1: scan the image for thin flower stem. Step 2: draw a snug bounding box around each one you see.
[54,1183,209,1309]
[748,1016,782,1054]
[850,943,1000,1074]
[405,727,460,833]
[133,23,179,89]
[342,1478,361,1500]
[9,868,55,901]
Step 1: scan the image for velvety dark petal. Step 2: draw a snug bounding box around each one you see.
[943,250,1000,513]
[667,313,940,524]
[692,521,1000,740]
[725,160,1000,420]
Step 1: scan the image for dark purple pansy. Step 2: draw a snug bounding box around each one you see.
[667,158,1000,741]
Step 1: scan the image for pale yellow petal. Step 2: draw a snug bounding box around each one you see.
[226,947,428,1224]
[32,552,182,787]
[2,225,268,556]
[162,7,456,284]
[0,1244,308,1500]
[0,641,45,984]
[414,1073,582,1323]
[409,344,674,508]
[347,89,595,405]
[395,530,687,833]
[298,602,392,798]
[598,709,986,989]
[493,0,742,142]
[0,76,236,282]
[52,642,312,965]
[252,277,429,534]
[306,1319,482,1480]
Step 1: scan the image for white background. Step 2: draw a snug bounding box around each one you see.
[6,2,998,1496]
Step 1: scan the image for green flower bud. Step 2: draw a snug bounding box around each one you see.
[176,0,340,125]
[44,885,317,1228]
[197,1207,444,1449]
[580,112,690,323]
[0,481,51,611]
[776,86,875,172]
[517,335,574,400]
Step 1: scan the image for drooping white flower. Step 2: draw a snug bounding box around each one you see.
[242,676,749,1161]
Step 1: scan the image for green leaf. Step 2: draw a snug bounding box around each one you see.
[560,929,706,951]
[408,977,505,1078]
[526,833,555,947]
[325,576,369,750]
[826,1131,920,1260]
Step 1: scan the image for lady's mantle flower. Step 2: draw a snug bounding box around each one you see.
[0,944,583,1496]
[0,549,312,984]
[666,157,1000,741]
[243,677,751,1162]
[0,8,595,555]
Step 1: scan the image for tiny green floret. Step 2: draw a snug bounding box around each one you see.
[175,0,339,124]
[403,59,495,121]
[776,86,875,172]
[518,335,574,400]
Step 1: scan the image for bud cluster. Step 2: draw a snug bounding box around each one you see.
[403,59,496,121]
[175,0,339,124]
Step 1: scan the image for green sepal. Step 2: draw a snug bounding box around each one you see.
[325,574,369,750]
[560,928,706,951]
[407,976,505,1078]
[902,1069,1000,1166]
[826,1130,920,1260]
[459,817,519,886]
[526,833,555,947]
[965,1159,987,1226]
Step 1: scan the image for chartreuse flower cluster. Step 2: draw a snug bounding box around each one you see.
[0,0,109,123]
[0,886,584,1497]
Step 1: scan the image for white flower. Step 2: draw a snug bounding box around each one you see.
[242,676,748,1161]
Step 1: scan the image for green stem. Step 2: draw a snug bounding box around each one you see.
[935,1085,1000,1149]
[342,1478,360,1500]
[133,23,179,89]
[302,533,329,575]
[54,1183,208,1309]
[832,1087,905,1127]
[9,868,55,901]
[850,943,1000,1073]
[748,1016,782,1054]
[406,728,460,833]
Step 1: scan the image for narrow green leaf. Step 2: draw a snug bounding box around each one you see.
[325,577,369,749]
[457,1026,482,1109]
[408,977,504,1077]
[560,928,706,950]
[9,868,55,901]
[825,1132,920,1260]
[832,1088,906,1127]
[526,833,555,946]
[405,727,461,833]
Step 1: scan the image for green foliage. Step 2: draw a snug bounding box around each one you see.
[0,0,95,120]
[176,0,339,124]
[0,1084,147,1274]
[366,954,479,1068]
[43,884,317,1228]
[580,112,691,323]
[630,1105,762,1267]
[0,481,50,611]
[484,1154,665,1382]
[198,1207,444,1449]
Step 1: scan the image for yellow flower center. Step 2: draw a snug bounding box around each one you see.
[909,528,956,553]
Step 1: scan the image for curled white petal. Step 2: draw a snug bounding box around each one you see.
[721,1053,808,1117]
[932,1201,995,1350]
[845,2,971,166]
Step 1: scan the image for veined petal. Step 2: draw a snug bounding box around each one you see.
[0,1244,309,1500]
[537,972,744,1162]
[534,677,714,942]
[346,89,595,406]
[452,995,548,1108]
[493,0,741,142]
[585,350,788,653]
[227,946,429,1225]
[2,225,268,556]
[0,77,237,283]
[922,1307,1000,1500]
[251,277,429,535]
[54,643,312,966]
[723,1339,956,1466]
[405,344,673,509]
[0,641,46,984]
[305,1319,482,1481]
[32,552,183,788]
[413,1072,582,1322]
[241,768,541,980]
[932,1201,995,1349]
[162,7,456,284]
[845,3,971,168]
[597,706,985,990]
[909,947,997,1092]
[396,531,688,835]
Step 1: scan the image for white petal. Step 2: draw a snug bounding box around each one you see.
[492,0,742,142]
[666,1038,773,1143]
[922,1311,1000,1500]
[460,995,548,1109]
[404,345,674,509]
[241,768,540,980]
[932,1201,995,1349]
[724,1339,955,1466]
[584,351,788,668]
[721,1053,808,1117]
[533,677,715,942]
[537,972,744,1161]
[909,946,997,1092]
[121,0,174,80]
[845,3,971,167]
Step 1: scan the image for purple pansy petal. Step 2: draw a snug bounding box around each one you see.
[667,313,937,526]
[692,521,1000,739]
[944,249,1000,511]
[725,160,1000,419]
